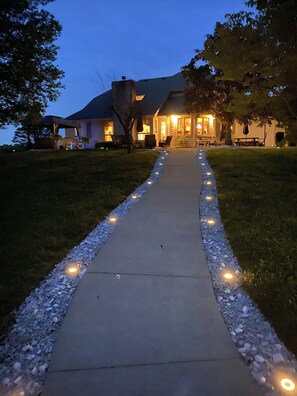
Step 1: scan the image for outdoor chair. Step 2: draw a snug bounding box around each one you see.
[159,135,172,148]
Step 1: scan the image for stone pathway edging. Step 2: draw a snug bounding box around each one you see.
[0,150,167,396]
[197,148,297,396]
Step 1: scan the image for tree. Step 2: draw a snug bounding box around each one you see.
[190,1,297,144]
[112,103,137,154]
[182,59,248,145]
[0,0,64,127]
[12,105,50,149]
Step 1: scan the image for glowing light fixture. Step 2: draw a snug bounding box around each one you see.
[66,265,79,275]
[201,163,205,165]
[223,272,234,280]
[280,378,296,392]
[206,181,212,185]
[207,219,216,225]
[109,216,117,223]
[147,181,152,185]
[161,156,165,159]
[131,194,138,199]
[205,196,213,201]
[206,172,212,176]
[171,115,178,125]
[155,171,159,175]
[159,162,163,165]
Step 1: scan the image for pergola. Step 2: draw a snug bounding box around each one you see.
[38,115,81,139]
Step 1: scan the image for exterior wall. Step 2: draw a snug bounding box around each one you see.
[233,120,278,147]
[79,119,104,148]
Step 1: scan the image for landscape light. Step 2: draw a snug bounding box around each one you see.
[206,172,211,176]
[66,265,79,276]
[207,219,216,225]
[161,156,165,159]
[159,162,163,165]
[131,194,138,199]
[206,181,212,185]
[155,171,159,175]
[147,181,152,185]
[205,196,213,201]
[201,163,205,166]
[109,216,117,223]
[280,378,296,392]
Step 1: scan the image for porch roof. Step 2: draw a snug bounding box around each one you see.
[67,72,186,120]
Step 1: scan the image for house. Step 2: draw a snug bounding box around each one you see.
[66,73,278,148]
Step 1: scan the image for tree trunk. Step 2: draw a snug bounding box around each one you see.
[225,123,233,145]
[124,127,133,154]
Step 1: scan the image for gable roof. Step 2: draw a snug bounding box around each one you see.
[67,72,186,120]
[158,91,186,116]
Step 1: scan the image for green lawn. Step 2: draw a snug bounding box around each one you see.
[0,149,159,337]
[207,148,297,355]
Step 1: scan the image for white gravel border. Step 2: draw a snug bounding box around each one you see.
[0,150,167,396]
[197,148,297,396]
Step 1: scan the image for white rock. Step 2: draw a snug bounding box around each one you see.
[242,306,249,314]
[31,367,38,376]
[235,327,243,333]
[53,317,59,323]
[244,343,251,350]
[14,375,22,385]
[273,353,284,363]
[13,362,22,371]
[276,344,282,351]
[229,296,235,301]
[255,355,265,364]
[2,377,10,386]
[218,296,223,302]
[260,377,266,384]
[225,288,231,294]
[22,344,33,352]
[39,363,48,374]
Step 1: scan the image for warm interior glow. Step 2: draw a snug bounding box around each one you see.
[67,265,79,275]
[109,216,117,223]
[207,219,215,225]
[136,95,145,101]
[171,115,178,125]
[280,378,296,392]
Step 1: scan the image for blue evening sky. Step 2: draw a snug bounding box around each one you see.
[1,0,249,144]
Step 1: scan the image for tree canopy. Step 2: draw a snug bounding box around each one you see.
[0,0,64,127]
[184,0,297,144]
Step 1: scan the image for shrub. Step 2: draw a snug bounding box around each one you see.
[95,141,118,150]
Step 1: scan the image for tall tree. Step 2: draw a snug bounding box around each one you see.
[191,1,297,144]
[0,0,64,127]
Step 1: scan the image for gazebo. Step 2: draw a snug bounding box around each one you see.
[38,115,81,138]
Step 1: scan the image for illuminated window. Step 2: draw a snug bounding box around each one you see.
[136,95,145,101]
[137,119,150,140]
[196,116,213,135]
[104,122,114,142]
[177,117,191,136]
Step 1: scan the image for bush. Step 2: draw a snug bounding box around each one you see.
[275,131,285,147]
[95,141,119,150]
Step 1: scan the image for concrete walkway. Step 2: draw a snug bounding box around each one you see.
[43,150,261,396]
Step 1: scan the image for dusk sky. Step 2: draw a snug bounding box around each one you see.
[1,0,249,144]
